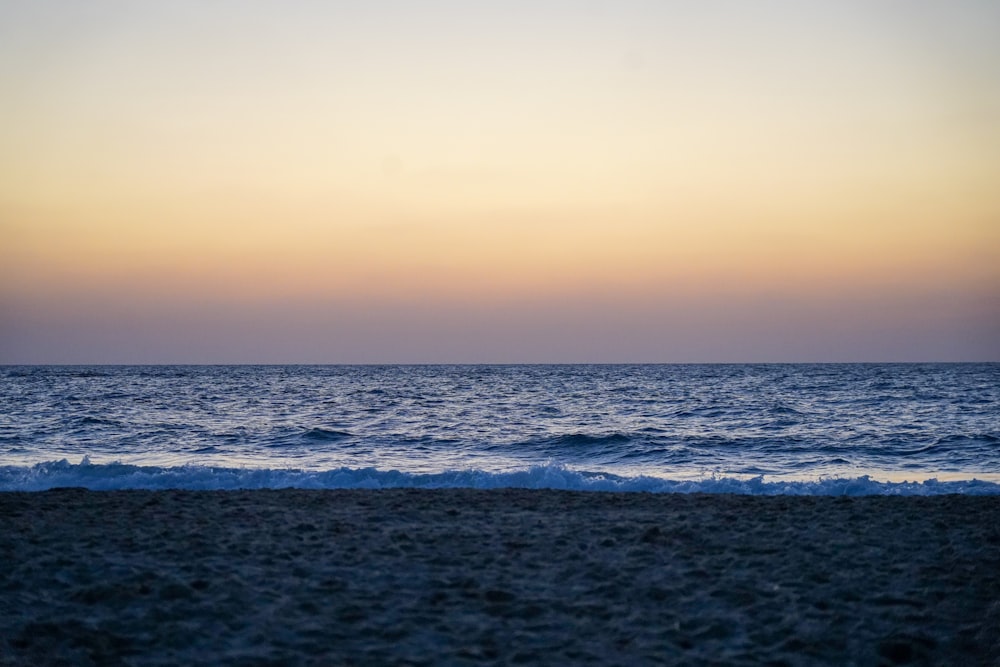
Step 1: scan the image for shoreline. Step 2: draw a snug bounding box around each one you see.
[3,489,999,665]
[6,458,1000,494]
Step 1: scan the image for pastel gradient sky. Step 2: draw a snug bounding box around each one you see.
[2,1,998,363]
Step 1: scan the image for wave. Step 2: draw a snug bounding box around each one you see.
[544,433,632,448]
[302,428,353,441]
[1,459,998,495]
[75,416,123,427]
[261,427,355,448]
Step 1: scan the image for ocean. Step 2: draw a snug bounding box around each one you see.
[2,363,998,494]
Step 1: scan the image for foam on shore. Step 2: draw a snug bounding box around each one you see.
[3,459,1000,494]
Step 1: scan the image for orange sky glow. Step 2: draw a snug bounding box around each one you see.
[2,1,998,362]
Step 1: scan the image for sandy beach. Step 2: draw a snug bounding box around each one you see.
[2,489,998,665]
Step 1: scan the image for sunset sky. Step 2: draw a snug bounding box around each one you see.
[2,1,998,363]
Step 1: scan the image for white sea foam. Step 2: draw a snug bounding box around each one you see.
[2,459,999,495]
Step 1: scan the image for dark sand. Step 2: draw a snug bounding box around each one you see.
[2,489,998,666]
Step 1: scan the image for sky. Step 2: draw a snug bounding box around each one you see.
[1,0,998,363]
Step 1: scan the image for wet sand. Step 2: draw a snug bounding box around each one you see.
[2,489,998,665]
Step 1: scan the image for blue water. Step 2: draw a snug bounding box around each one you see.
[2,364,998,494]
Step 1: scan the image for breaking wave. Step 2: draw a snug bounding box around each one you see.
[2,459,999,495]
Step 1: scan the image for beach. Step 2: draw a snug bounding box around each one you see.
[2,489,998,665]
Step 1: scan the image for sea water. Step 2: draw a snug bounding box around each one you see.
[1,364,998,494]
